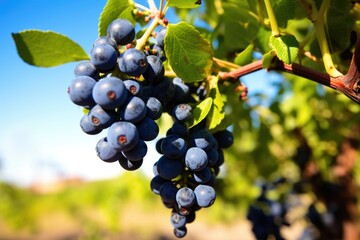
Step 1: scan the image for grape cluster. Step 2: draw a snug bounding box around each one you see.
[151,115,233,238]
[246,178,289,240]
[67,17,234,238]
[68,18,166,171]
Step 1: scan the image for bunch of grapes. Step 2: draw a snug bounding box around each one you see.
[67,18,166,171]
[151,112,233,238]
[246,178,289,240]
[67,17,234,238]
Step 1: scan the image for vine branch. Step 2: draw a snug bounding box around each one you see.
[218,35,360,105]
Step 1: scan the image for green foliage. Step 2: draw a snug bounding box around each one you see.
[165,22,213,82]
[188,97,213,128]
[270,34,299,64]
[12,30,89,67]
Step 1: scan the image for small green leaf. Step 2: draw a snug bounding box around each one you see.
[98,0,135,37]
[12,30,89,67]
[165,22,213,82]
[168,0,201,8]
[270,34,299,64]
[207,77,225,130]
[188,98,213,128]
[234,44,254,66]
[262,50,276,69]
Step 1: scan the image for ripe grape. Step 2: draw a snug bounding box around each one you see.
[90,43,118,72]
[107,18,135,46]
[107,121,139,151]
[74,60,99,79]
[92,76,128,110]
[118,48,148,76]
[68,76,96,107]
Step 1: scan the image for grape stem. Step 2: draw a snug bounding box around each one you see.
[264,0,281,36]
[135,16,161,50]
[299,0,343,78]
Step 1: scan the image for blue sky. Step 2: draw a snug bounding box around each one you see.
[0,0,273,186]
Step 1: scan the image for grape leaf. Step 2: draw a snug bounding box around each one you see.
[188,97,213,128]
[270,34,299,64]
[98,0,135,37]
[207,77,225,130]
[12,30,89,67]
[165,22,213,82]
[234,44,254,66]
[168,0,201,8]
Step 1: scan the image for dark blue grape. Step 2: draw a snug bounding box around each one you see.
[174,104,192,122]
[142,55,164,83]
[156,138,164,154]
[68,76,96,107]
[107,18,135,45]
[186,211,196,224]
[118,157,143,171]
[156,27,167,48]
[173,226,187,238]
[214,129,234,149]
[92,76,128,110]
[173,78,190,102]
[88,104,116,129]
[107,121,139,151]
[146,97,163,120]
[170,212,187,229]
[118,48,148,76]
[159,181,178,204]
[161,135,187,159]
[190,129,215,151]
[119,96,147,123]
[80,114,102,135]
[206,148,219,166]
[194,184,216,208]
[136,117,159,141]
[150,175,167,195]
[185,147,208,172]
[74,60,99,79]
[215,149,225,167]
[122,139,147,161]
[90,44,118,72]
[96,137,122,162]
[193,167,212,184]
[123,79,142,96]
[93,36,118,51]
[176,187,195,208]
[156,156,183,180]
[171,121,188,137]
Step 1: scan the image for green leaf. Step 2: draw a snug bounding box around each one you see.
[164,22,213,82]
[188,98,213,128]
[272,0,298,28]
[262,50,276,69]
[168,0,201,8]
[207,77,225,130]
[223,3,259,50]
[98,0,135,37]
[234,44,254,66]
[12,30,89,67]
[270,34,299,64]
